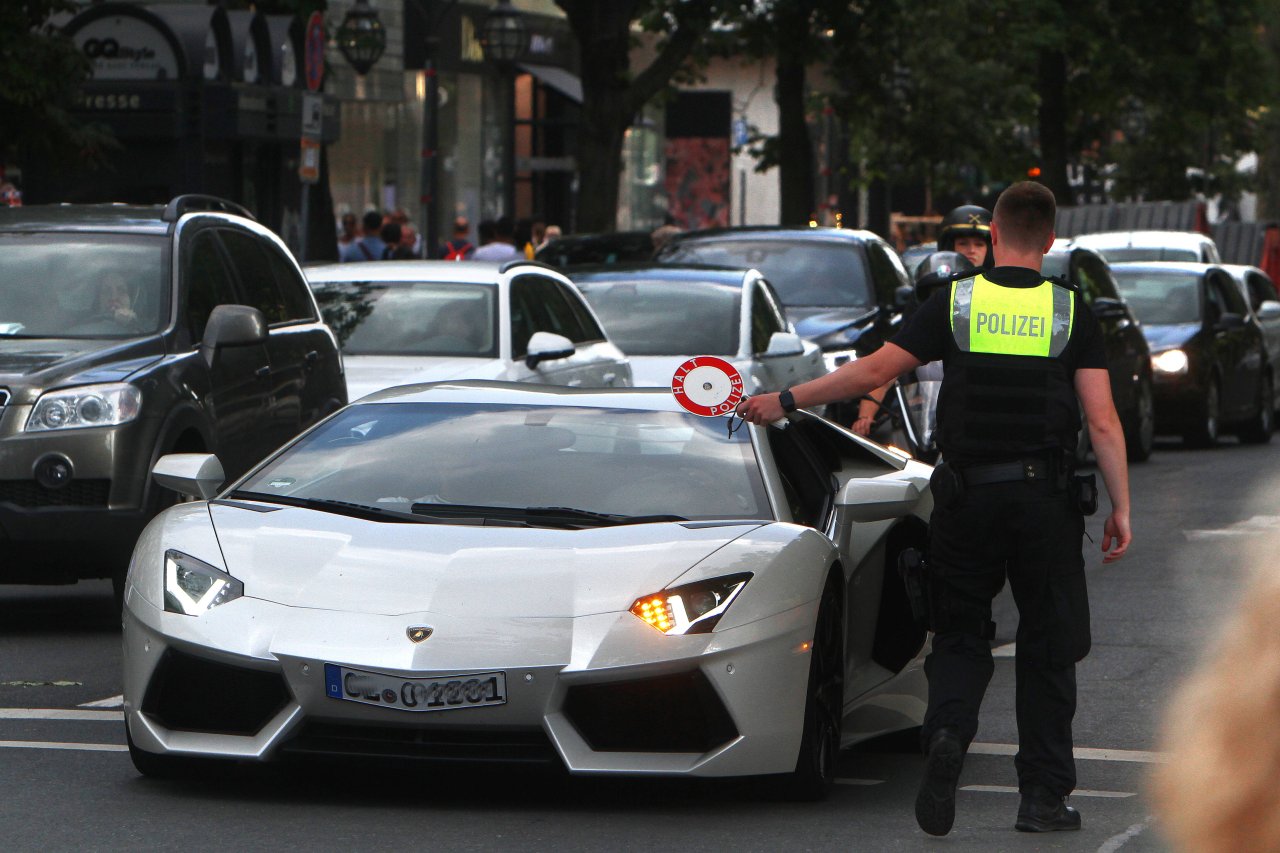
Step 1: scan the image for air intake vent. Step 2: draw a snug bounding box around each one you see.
[564,670,738,753]
[141,650,290,735]
[0,479,110,507]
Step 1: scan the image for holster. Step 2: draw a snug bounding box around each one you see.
[897,547,931,631]
[1071,473,1098,516]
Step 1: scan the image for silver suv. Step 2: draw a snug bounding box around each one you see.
[0,196,347,599]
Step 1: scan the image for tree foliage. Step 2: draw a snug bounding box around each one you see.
[0,0,113,167]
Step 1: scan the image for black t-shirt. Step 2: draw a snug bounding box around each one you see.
[890,266,1108,461]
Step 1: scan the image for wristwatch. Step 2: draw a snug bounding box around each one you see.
[778,388,797,413]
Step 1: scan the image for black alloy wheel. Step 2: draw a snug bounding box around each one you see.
[1184,377,1220,448]
[1125,375,1155,462]
[1238,375,1274,444]
[773,572,845,801]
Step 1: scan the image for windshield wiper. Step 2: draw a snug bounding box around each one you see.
[409,502,686,528]
[227,490,432,524]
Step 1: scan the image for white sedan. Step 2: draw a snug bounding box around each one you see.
[570,264,827,395]
[307,260,631,399]
[122,382,931,797]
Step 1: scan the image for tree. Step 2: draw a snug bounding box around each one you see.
[0,0,113,170]
[555,1,719,233]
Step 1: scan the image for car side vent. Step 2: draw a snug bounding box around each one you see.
[162,194,255,223]
[141,649,290,735]
[0,389,8,413]
[564,670,738,753]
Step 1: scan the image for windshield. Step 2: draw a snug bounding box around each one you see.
[1111,270,1201,325]
[1098,247,1199,263]
[0,234,166,338]
[662,240,872,308]
[576,279,741,356]
[238,402,772,522]
[312,281,498,357]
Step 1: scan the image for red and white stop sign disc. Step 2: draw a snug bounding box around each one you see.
[671,356,745,417]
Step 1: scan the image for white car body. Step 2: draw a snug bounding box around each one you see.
[1070,230,1221,264]
[122,383,932,790]
[306,260,632,400]
[571,266,827,395]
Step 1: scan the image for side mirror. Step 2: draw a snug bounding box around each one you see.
[152,453,225,500]
[834,477,922,522]
[525,331,575,369]
[1258,300,1280,321]
[894,283,915,309]
[1091,297,1130,321]
[1215,312,1246,331]
[202,304,267,359]
[762,330,805,357]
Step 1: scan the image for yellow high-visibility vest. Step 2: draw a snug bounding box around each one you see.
[949,274,1074,357]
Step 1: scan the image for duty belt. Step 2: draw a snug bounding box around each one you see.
[960,457,1060,487]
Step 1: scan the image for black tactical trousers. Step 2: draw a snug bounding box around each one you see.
[921,474,1089,797]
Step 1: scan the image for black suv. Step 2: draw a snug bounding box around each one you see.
[0,196,346,594]
[656,227,909,371]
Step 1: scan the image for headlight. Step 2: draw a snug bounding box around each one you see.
[1152,349,1189,375]
[630,573,751,635]
[163,550,244,615]
[25,383,142,432]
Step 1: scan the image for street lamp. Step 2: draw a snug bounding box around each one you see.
[335,0,386,76]
[479,1,528,219]
[479,1,529,65]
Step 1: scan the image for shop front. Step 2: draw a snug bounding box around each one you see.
[26,2,339,256]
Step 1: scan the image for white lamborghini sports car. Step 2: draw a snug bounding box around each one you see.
[122,382,933,798]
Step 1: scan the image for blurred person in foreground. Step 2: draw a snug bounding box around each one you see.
[1152,551,1280,853]
[740,181,1132,836]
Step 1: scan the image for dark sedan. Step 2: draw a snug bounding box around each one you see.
[1110,262,1272,446]
[1043,244,1155,461]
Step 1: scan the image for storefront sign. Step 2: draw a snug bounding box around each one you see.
[74,15,180,80]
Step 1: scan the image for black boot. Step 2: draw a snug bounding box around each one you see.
[1015,786,1082,832]
[915,728,965,836]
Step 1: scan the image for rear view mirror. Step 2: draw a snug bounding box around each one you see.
[1091,297,1129,321]
[525,331,575,369]
[1258,300,1280,321]
[1214,312,1246,331]
[202,305,267,364]
[152,453,225,500]
[835,477,922,522]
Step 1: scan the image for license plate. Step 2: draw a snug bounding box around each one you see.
[324,664,507,712]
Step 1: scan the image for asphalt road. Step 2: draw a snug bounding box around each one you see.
[2,435,1275,852]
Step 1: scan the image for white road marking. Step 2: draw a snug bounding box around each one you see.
[835,778,884,786]
[969,742,1166,764]
[1097,816,1156,853]
[0,740,126,753]
[0,708,123,721]
[79,695,124,709]
[1184,514,1280,541]
[961,784,1134,798]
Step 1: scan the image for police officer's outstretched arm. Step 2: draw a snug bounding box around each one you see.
[737,343,921,424]
[1075,367,1132,562]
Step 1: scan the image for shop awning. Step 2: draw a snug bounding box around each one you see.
[518,62,582,103]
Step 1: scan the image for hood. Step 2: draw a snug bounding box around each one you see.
[343,355,507,401]
[209,503,762,617]
[789,306,879,342]
[0,336,164,394]
[1141,322,1201,351]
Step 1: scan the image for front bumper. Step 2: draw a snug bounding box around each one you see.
[122,590,820,778]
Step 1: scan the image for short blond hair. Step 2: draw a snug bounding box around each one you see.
[993,181,1056,252]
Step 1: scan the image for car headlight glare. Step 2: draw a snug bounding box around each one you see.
[1152,349,1189,374]
[630,573,751,635]
[163,550,244,615]
[26,383,142,431]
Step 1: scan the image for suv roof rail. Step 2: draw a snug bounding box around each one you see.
[162,195,256,223]
[499,258,561,275]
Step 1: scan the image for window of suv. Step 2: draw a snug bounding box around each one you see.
[183,230,239,343]
[0,233,166,339]
[217,228,289,324]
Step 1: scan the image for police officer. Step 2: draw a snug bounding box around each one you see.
[938,204,994,268]
[738,181,1132,836]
